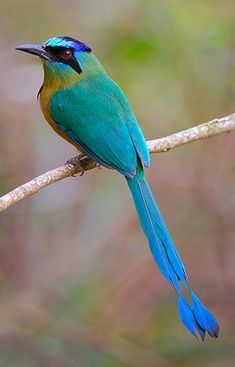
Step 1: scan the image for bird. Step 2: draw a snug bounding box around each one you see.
[16,36,219,340]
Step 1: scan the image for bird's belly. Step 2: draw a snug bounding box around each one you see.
[39,86,80,149]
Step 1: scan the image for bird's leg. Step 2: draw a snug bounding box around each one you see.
[66,153,87,176]
[66,153,86,166]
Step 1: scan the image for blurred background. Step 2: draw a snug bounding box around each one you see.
[0,0,235,366]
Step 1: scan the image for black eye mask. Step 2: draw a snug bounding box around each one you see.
[44,46,83,74]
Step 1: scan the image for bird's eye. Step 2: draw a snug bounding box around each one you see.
[60,49,73,60]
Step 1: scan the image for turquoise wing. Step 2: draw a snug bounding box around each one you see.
[50,75,150,177]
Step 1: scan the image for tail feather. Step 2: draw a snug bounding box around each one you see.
[138,176,187,285]
[178,295,206,341]
[126,162,219,339]
[191,292,219,338]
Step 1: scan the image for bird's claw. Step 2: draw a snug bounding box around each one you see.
[66,154,86,176]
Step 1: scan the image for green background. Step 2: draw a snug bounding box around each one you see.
[0,1,235,366]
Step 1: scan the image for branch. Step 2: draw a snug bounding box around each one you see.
[1,112,235,212]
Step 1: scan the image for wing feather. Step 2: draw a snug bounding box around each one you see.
[51,74,149,176]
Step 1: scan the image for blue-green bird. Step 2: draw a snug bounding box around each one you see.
[16,36,219,339]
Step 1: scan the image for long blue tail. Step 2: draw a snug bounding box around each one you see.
[126,162,219,340]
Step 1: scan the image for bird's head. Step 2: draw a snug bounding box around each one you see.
[16,36,103,85]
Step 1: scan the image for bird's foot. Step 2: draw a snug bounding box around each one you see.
[66,153,86,176]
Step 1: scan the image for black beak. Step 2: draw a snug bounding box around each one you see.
[15,44,53,60]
